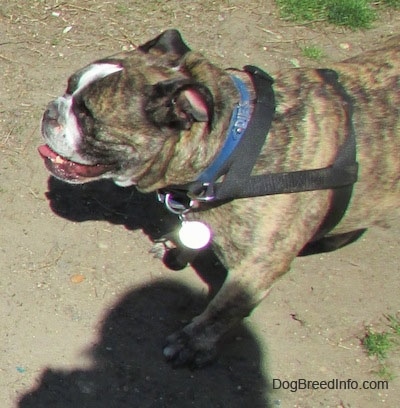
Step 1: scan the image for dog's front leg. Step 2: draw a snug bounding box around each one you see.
[163,192,330,368]
[163,252,293,367]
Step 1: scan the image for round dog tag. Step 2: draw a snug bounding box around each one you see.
[178,221,211,250]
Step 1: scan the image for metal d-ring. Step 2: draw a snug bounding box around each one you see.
[163,193,191,215]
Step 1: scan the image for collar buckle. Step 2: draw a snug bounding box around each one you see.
[188,182,215,202]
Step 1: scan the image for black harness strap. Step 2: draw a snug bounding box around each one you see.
[306,68,357,242]
[203,68,358,209]
[215,65,276,189]
[209,161,357,200]
[159,66,358,245]
[185,65,276,201]
[198,68,357,242]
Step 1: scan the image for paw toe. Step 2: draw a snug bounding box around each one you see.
[163,331,217,368]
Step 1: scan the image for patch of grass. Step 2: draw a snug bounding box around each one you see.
[387,314,400,336]
[362,315,400,380]
[276,0,326,22]
[381,0,400,8]
[376,365,395,381]
[301,45,325,60]
[363,330,392,359]
[327,0,376,28]
[50,36,61,46]
[116,4,130,14]
[276,0,388,29]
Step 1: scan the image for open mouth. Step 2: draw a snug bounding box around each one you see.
[38,144,115,182]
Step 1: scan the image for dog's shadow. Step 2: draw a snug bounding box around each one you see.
[45,177,228,291]
[45,177,176,238]
[18,281,270,407]
[17,178,272,407]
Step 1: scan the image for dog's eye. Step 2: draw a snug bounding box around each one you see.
[72,98,91,116]
[78,110,90,120]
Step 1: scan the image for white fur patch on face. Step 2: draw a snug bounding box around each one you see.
[44,94,87,163]
[74,62,123,95]
[43,62,124,163]
[62,95,83,159]
[53,63,123,162]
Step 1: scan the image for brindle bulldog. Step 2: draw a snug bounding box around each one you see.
[39,30,400,367]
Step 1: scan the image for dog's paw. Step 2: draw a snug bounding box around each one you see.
[149,240,173,260]
[163,327,218,368]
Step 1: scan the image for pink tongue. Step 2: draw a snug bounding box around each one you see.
[38,144,113,179]
[38,145,59,160]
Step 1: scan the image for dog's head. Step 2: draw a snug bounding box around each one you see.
[39,30,236,191]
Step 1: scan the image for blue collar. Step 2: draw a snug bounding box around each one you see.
[158,65,277,214]
[195,75,252,183]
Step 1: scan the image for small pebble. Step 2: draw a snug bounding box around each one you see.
[70,274,85,283]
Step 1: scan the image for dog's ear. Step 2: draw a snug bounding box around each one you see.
[145,79,213,130]
[139,29,191,57]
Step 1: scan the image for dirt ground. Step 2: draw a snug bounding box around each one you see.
[0,1,399,407]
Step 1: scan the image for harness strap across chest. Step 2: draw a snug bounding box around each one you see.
[158,66,358,243]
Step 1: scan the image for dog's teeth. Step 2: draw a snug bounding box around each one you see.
[54,155,64,164]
